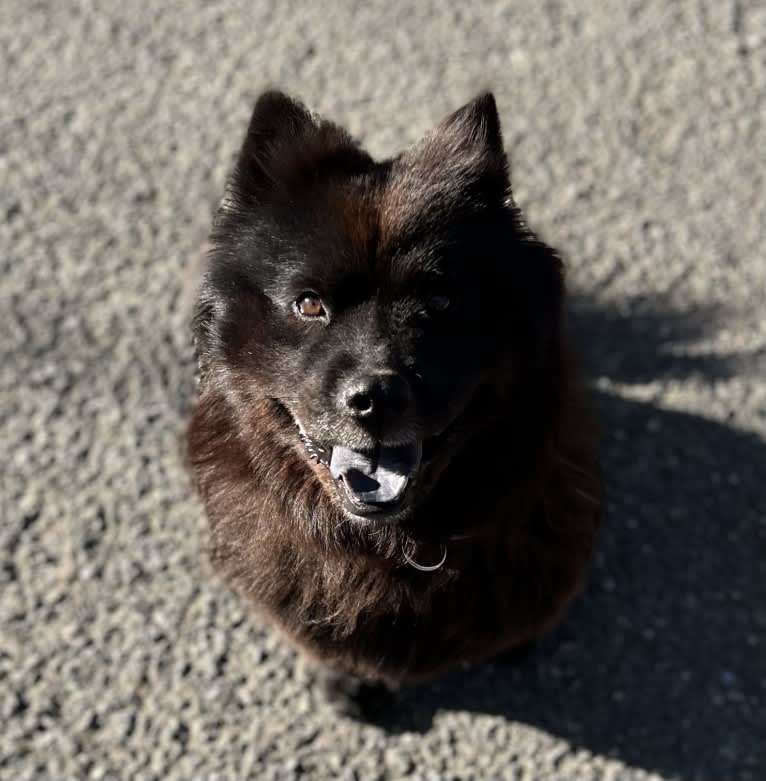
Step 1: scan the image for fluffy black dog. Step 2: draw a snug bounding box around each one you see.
[187,90,601,687]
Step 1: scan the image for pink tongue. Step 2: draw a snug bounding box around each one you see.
[329,442,422,504]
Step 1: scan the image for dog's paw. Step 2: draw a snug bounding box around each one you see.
[317,670,399,723]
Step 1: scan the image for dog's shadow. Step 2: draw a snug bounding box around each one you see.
[374,295,766,781]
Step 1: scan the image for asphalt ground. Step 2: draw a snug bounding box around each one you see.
[2,1,765,779]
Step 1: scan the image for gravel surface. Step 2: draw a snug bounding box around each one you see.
[2,1,765,779]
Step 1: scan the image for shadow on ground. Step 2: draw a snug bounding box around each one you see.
[373,296,766,781]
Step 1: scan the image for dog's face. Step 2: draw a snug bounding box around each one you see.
[194,92,562,524]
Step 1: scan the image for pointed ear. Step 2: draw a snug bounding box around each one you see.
[438,92,504,158]
[241,90,316,162]
[231,90,371,199]
[415,92,507,183]
[381,93,509,240]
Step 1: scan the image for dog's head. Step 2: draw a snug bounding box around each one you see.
[194,91,563,524]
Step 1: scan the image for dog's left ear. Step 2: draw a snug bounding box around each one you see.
[434,92,505,160]
[413,92,508,187]
[382,93,509,240]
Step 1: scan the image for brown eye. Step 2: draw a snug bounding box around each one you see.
[428,294,450,312]
[295,292,326,320]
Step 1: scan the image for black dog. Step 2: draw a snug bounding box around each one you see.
[187,90,601,688]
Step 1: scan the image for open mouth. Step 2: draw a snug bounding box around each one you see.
[330,441,422,517]
[298,430,422,519]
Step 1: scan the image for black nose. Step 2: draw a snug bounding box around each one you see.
[341,373,412,421]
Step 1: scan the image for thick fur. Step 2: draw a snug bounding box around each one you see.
[187,91,602,687]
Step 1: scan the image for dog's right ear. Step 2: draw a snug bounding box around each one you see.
[230,90,371,201]
[242,90,316,169]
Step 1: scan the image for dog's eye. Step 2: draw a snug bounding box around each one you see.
[428,294,450,312]
[294,292,326,320]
